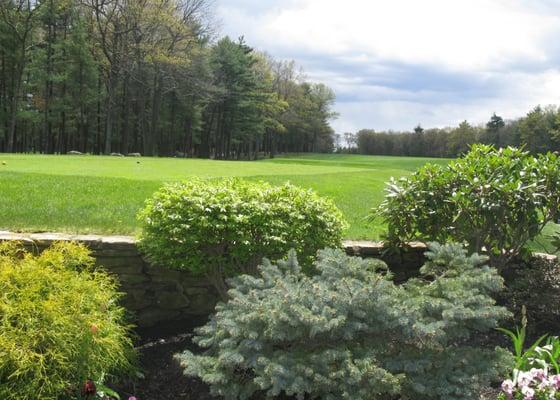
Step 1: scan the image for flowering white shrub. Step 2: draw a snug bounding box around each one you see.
[498,369,560,400]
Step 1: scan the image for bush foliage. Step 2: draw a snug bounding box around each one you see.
[176,243,511,400]
[374,145,560,267]
[138,178,347,298]
[0,241,136,400]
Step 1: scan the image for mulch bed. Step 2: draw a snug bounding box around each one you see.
[114,318,215,400]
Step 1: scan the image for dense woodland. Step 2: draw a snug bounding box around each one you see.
[345,107,560,157]
[0,0,338,158]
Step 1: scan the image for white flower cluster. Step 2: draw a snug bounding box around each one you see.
[501,369,560,400]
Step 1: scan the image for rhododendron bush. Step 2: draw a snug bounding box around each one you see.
[374,145,560,268]
[177,243,511,400]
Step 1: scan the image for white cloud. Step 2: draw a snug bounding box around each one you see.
[331,68,560,133]
[217,1,560,132]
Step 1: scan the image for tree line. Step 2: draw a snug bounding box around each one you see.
[0,0,337,158]
[342,106,560,157]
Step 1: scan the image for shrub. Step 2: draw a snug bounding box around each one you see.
[137,178,347,299]
[0,241,136,400]
[176,243,511,400]
[374,145,560,267]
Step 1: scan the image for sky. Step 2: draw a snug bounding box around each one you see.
[216,0,560,134]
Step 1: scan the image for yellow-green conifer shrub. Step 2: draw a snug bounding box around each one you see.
[0,241,136,400]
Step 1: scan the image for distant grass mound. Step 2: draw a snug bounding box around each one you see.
[0,153,556,253]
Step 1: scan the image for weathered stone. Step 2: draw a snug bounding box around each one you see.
[152,282,183,294]
[184,287,209,296]
[156,291,190,310]
[116,273,149,285]
[3,231,556,327]
[96,257,145,272]
[0,232,34,245]
[122,289,153,311]
[180,275,210,288]
[108,265,146,276]
[187,293,218,315]
[101,236,137,249]
[91,249,139,257]
[125,287,147,298]
[534,252,558,262]
[136,308,180,327]
[26,232,71,247]
[146,267,184,283]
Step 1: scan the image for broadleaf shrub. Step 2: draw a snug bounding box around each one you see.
[0,241,136,400]
[137,178,347,298]
[176,243,512,400]
[374,145,560,267]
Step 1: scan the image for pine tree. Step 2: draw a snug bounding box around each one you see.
[176,243,512,400]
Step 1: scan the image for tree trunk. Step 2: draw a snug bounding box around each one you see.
[104,70,117,154]
[200,106,216,159]
[6,66,23,153]
[149,72,162,156]
[120,73,130,154]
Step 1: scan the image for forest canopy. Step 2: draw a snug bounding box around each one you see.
[0,0,338,158]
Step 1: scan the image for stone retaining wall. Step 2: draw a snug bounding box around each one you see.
[0,232,221,327]
[7,232,551,327]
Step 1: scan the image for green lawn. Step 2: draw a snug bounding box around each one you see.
[0,153,558,253]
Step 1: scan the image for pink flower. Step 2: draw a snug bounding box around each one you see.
[521,385,535,400]
[517,371,534,387]
[551,375,560,390]
[537,377,550,390]
[128,397,138,400]
[501,379,515,396]
[530,368,546,381]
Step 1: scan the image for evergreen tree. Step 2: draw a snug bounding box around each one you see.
[0,0,337,157]
[177,243,511,400]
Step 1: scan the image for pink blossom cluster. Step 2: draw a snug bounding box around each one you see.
[501,369,560,400]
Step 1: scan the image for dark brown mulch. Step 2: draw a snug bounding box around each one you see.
[113,318,213,400]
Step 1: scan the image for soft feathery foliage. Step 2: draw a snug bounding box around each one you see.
[138,178,346,298]
[374,145,560,267]
[0,241,136,400]
[176,243,511,400]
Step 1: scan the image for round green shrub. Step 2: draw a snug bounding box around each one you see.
[137,178,347,298]
[374,145,560,267]
[0,241,136,400]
